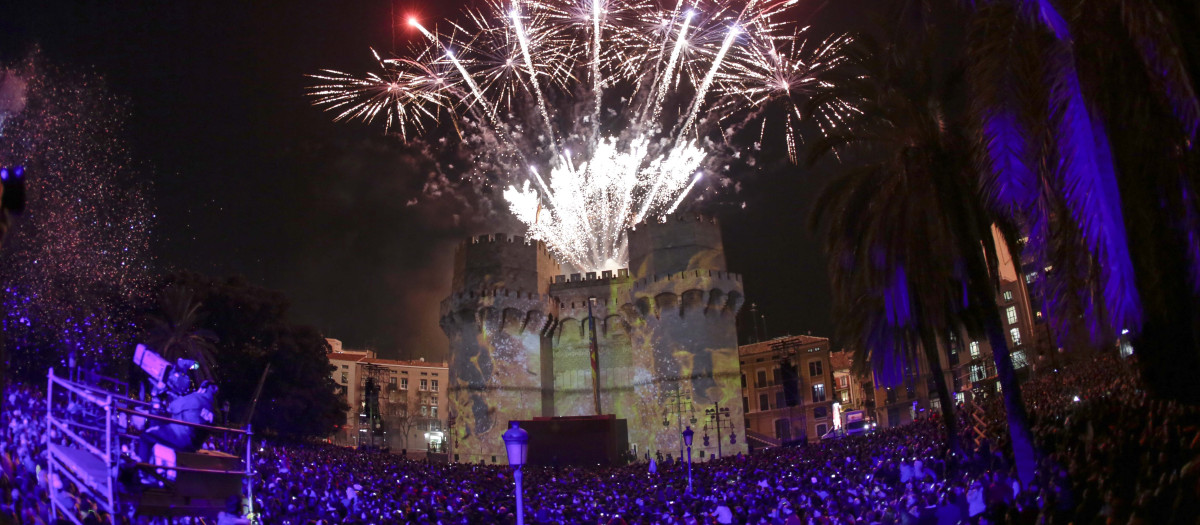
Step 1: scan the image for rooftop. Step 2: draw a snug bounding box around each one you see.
[361,357,447,369]
[830,350,853,370]
[326,352,447,369]
[739,334,829,357]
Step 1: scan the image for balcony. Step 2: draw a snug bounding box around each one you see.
[754,380,781,389]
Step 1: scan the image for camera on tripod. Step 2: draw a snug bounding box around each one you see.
[134,343,200,403]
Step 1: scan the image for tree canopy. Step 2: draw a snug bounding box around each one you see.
[154,272,347,440]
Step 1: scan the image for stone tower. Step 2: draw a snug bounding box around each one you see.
[442,215,746,463]
[440,234,560,462]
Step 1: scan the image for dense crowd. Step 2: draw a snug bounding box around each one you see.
[1,383,53,523]
[3,352,1199,524]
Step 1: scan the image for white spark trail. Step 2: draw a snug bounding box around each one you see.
[678,24,739,137]
[590,0,604,141]
[666,172,703,215]
[650,10,694,122]
[510,9,562,159]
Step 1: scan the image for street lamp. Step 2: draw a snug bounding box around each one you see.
[682,426,694,495]
[502,421,529,525]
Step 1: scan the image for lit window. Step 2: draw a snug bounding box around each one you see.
[1006,306,1018,325]
[812,383,827,403]
[1012,350,1028,369]
[1003,290,1013,302]
[970,364,987,383]
[1010,328,1022,345]
[969,342,980,359]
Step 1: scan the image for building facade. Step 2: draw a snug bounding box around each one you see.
[326,340,450,454]
[739,335,835,445]
[863,226,1045,428]
[829,350,870,427]
[441,214,748,463]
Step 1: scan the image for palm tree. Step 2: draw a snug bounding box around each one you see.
[808,35,1039,482]
[145,285,219,382]
[966,0,1200,401]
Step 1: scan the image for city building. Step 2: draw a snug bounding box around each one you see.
[441,214,748,463]
[830,350,869,418]
[863,226,1046,427]
[326,339,449,455]
[739,335,835,446]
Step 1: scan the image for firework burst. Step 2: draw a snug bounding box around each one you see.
[309,0,854,271]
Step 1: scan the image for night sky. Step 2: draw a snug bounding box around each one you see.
[1,0,859,360]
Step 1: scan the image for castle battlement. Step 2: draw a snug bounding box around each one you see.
[550,268,631,285]
[628,212,719,230]
[442,288,555,303]
[632,269,743,288]
[459,232,556,257]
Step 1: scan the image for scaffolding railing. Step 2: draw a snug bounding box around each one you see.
[46,368,256,524]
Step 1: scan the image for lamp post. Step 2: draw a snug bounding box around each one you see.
[502,421,529,525]
[662,388,695,460]
[704,402,731,458]
[682,426,694,495]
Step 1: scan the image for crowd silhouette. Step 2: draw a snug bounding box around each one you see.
[3,353,1199,524]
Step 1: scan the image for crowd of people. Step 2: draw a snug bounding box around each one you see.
[2,352,1199,524]
[1,383,56,523]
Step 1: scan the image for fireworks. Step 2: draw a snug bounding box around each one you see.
[0,59,154,378]
[309,0,854,271]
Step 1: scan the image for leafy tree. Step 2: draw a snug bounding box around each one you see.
[965,0,1200,401]
[155,272,347,440]
[143,285,218,382]
[808,35,1037,482]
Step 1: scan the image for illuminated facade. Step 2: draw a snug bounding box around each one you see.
[326,341,450,454]
[441,214,747,463]
[739,335,835,446]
